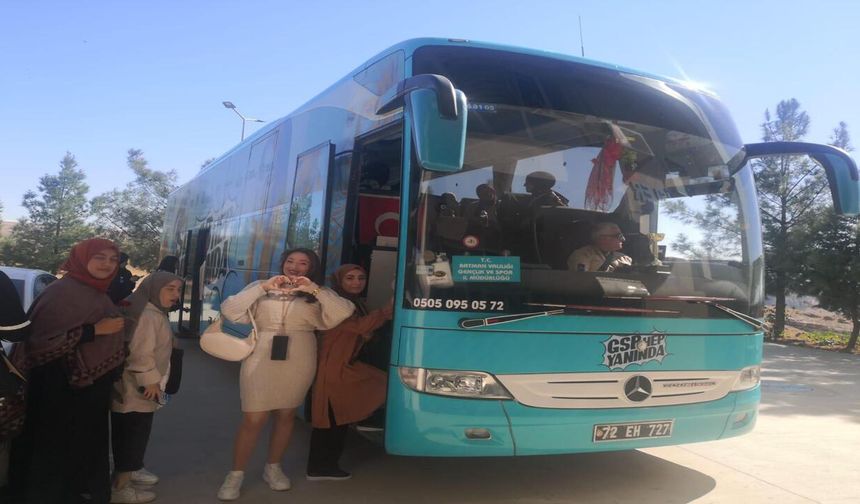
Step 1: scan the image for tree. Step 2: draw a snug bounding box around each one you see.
[662,193,742,260]
[831,121,851,150]
[796,209,860,352]
[286,194,321,252]
[753,99,830,338]
[91,149,178,269]
[1,152,94,271]
[793,122,859,352]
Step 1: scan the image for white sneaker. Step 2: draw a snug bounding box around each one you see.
[111,485,156,504]
[130,468,159,486]
[217,471,244,501]
[262,463,291,491]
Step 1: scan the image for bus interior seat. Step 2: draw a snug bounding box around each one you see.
[458,197,477,218]
[435,216,469,244]
[622,233,656,264]
[496,192,528,228]
[415,194,463,252]
[546,220,594,269]
[438,193,460,217]
[533,207,595,269]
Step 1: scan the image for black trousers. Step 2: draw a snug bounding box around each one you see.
[9,360,114,504]
[111,411,154,473]
[307,404,349,472]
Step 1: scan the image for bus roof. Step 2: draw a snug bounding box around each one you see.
[290,37,695,117]
[185,37,705,190]
[381,37,679,83]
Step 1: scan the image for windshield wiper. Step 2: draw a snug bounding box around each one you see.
[459,309,564,329]
[458,298,761,330]
[528,303,680,315]
[459,302,679,329]
[635,295,763,330]
[708,303,764,330]
[626,295,735,302]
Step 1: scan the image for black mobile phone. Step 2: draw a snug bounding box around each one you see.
[271,335,289,361]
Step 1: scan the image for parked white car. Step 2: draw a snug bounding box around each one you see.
[1,266,57,353]
[1,266,57,312]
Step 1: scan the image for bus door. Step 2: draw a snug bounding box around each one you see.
[350,128,403,308]
[346,126,403,372]
[177,227,209,336]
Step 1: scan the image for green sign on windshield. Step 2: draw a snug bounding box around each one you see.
[452,256,521,283]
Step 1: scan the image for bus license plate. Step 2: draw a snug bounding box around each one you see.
[593,420,674,443]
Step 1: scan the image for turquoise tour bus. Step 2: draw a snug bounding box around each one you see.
[161,38,859,456]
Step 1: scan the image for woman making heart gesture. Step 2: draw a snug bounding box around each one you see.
[216,248,354,501]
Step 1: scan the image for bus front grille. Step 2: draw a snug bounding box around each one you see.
[495,370,741,409]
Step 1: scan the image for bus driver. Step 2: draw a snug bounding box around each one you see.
[567,222,633,272]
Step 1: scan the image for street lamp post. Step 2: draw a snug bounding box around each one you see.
[222,101,264,141]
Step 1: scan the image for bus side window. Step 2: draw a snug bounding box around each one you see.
[286,143,332,253]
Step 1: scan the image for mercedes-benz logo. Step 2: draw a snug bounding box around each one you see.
[624,375,652,402]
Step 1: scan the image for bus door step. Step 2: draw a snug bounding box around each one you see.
[354,424,384,445]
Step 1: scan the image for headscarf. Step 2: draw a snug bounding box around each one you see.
[331,264,368,316]
[121,271,182,341]
[60,238,120,292]
[12,239,125,386]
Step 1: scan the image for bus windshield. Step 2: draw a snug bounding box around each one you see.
[405,72,764,319]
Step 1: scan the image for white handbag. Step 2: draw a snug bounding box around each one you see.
[200,308,258,362]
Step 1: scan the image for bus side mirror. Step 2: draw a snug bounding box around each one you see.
[742,141,860,215]
[378,74,468,173]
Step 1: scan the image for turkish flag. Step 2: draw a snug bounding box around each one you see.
[358,194,400,244]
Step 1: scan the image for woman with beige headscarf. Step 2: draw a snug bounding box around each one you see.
[110,271,183,504]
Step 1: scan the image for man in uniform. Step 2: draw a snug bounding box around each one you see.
[524,171,568,208]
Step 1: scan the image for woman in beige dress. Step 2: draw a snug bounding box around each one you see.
[216,248,355,501]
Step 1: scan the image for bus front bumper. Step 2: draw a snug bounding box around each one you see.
[384,379,759,457]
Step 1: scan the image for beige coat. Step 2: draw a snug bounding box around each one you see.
[221,281,355,412]
[112,303,174,413]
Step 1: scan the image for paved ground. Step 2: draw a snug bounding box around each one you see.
[140,341,859,504]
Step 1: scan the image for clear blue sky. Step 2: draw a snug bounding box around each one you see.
[1,0,857,221]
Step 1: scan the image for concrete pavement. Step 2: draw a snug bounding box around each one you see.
[141,340,859,503]
[644,342,860,504]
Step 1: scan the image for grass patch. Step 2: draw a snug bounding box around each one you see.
[802,331,849,346]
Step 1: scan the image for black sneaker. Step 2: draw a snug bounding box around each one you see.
[306,468,352,481]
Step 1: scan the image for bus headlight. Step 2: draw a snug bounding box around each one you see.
[398,367,513,400]
[731,365,761,391]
